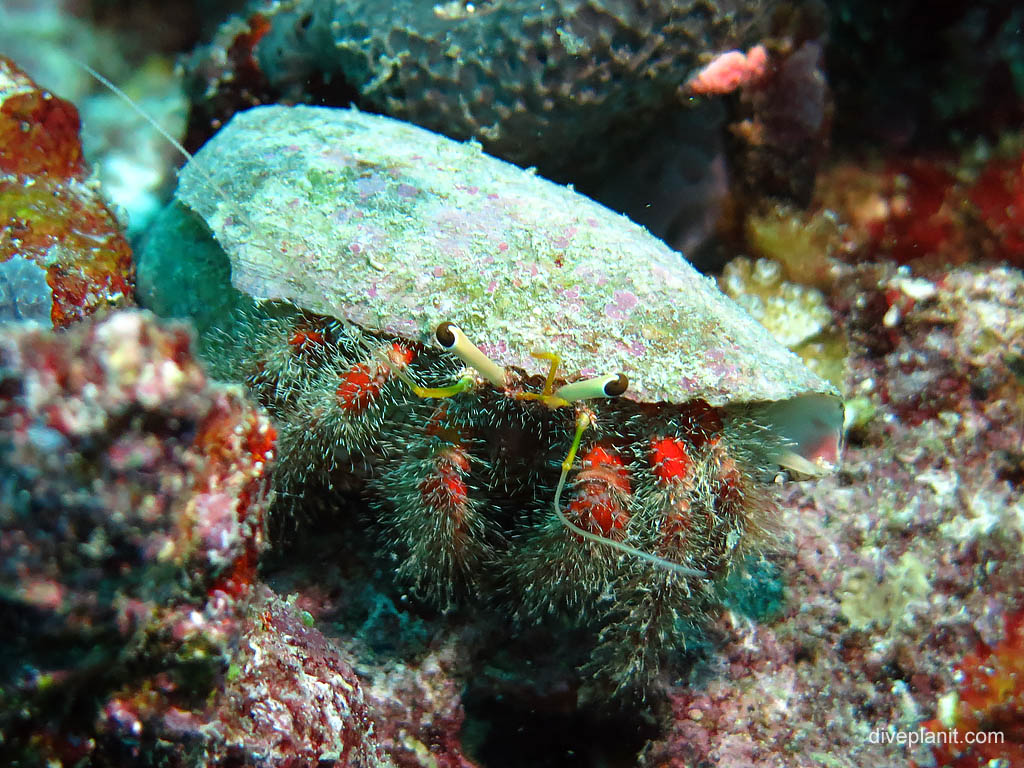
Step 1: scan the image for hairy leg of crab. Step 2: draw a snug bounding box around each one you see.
[222,316,419,516]
[512,440,638,618]
[586,570,707,695]
[374,414,499,606]
[279,339,414,485]
[200,306,360,415]
[588,417,776,691]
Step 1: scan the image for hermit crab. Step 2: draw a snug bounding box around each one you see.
[138,105,843,687]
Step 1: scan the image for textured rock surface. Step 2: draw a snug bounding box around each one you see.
[210,588,396,767]
[186,0,767,180]
[171,104,839,418]
[640,263,1023,767]
[0,3,192,235]
[0,56,134,327]
[0,310,275,763]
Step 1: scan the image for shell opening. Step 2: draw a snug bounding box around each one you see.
[751,394,846,478]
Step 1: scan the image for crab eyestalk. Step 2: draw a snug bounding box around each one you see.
[435,321,508,388]
[521,350,629,409]
[553,372,628,403]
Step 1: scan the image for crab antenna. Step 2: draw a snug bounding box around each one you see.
[72,58,230,206]
[435,322,508,388]
[553,373,628,403]
[552,411,708,578]
[73,59,194,164]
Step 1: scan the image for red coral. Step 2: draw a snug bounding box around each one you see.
[968,149,1024,266]
[922,608,1024,767]
[868,159,965,267]
[0,55,134,327]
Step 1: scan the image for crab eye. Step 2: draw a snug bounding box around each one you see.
[603,373,628,397]
[435,321,458,349]
[434,321,507,388]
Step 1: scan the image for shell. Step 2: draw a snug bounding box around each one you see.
[176,105,842,463]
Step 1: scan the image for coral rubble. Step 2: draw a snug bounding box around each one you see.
[922,608,1024,767]
[0,311,274,763]
[642,263,1023,766]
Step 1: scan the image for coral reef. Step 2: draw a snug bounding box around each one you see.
[731,135,1024,288]
[0,56,134,327]
[258,523,480,768]
[0,306,475,765]
[640,262,1024,767]
[183,0,768,181]
[359,640,478,768]
[685,45,770,96]
[0,311,274,763]
[720,256,833,348]
[729,37,833,205]
[719,254,848,391]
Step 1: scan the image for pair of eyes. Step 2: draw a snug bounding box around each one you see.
[433,321,628,399]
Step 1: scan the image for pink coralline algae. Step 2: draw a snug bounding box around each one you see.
[641,263,1024,767]
[0,310,275,764]
[685,46,770,96]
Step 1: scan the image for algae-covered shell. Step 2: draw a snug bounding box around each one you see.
[177,105,842,466]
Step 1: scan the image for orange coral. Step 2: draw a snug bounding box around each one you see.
[0,55,134,327]
[922,608,1024,767]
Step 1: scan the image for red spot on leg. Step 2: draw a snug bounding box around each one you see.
[386,342,414,367]
[650,437,698,546]
[419,446,471,515]
[288,327,325,351]
[650,437,694,485]
[334,343,414,413]
[336,362,383,413]
[567,445,631,536]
